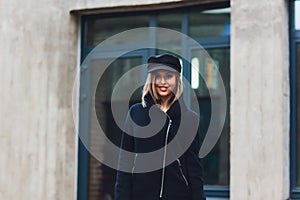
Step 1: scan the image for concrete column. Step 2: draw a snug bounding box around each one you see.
[0,0,79,199]
[230,0,290,199]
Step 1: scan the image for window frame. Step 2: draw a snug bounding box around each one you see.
[77,2,230,199]
[290,0,300,199]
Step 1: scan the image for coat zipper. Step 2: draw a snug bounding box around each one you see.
[159,118,172,199]
[176,159,189,186]
[132,153,138,174]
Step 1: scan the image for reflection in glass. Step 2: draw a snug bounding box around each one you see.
[295,1,300,30]
[189,7,230,38]
[191,48,230,185]
[156,13,182,55]
[88,57,143,199]
[157,12,181,32]
[191,58,200,89]
[297,43,300,187]
[86,15,149,46]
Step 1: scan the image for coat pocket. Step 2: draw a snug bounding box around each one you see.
[176,159,189,186]
[132,153,138,174]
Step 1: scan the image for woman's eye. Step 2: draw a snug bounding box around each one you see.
[155,75,161,79]
[166,74,173,79]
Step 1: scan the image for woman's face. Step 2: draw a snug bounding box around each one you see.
[154,70,177,99]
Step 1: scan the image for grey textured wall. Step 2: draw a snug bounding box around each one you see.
[230,0,290,199]
[0,0,79,199]
[0,0,291,199]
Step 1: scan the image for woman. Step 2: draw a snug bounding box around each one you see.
[114,54,206,200]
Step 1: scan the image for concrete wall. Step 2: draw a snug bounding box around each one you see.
[230,0,290,199]
[0,0,291,199]
[0,0,79,199]
[72,0,182,11]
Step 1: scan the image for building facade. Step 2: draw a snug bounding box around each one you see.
[0,0,298,199]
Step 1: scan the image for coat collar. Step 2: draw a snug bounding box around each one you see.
[144,93,187,120]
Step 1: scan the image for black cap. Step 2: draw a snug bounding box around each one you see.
[147,54,182,73]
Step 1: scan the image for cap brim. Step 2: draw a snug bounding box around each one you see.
[148,65,177,73]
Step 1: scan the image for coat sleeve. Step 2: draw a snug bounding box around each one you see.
[184,126,206,200]
[114,112,135,200]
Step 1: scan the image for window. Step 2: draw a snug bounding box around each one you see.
[78,2,230,199]
[297,43,300,187]
[86,15,150,46]
[291,0,300,199]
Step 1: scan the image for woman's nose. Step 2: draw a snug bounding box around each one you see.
[160,77,166,84]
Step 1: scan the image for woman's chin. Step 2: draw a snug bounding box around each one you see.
[157,92,172,98]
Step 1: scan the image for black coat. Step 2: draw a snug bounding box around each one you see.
[114,94,206,200]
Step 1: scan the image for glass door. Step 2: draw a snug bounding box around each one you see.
[189,47,230,187]
[79,50,148,200]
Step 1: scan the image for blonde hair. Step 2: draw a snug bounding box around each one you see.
[141,72,183,108]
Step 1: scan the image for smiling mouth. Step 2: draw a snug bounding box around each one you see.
[158,86,168,92]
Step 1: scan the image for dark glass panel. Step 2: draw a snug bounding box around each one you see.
[88,56,143,199]
[189,7,230,38]
[156,12,182,55]
[190,48,230,185]
[86,15,150,46]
